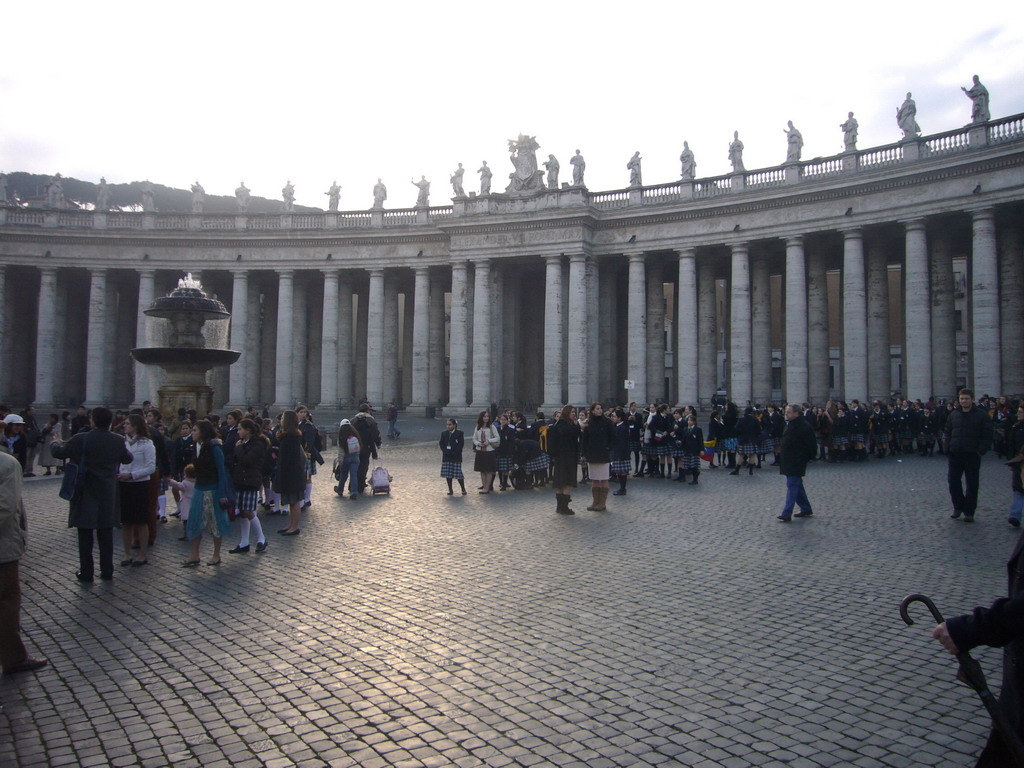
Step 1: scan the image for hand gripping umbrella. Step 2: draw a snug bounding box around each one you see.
[900,593,1024,767]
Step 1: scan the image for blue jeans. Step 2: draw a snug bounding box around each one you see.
[388,418,399,438]
[1011,491,1024,522]
[781,475,812,518]
[336,455,359,495]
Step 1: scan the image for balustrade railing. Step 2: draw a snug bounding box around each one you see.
[201,216,235,229]
[430,207,453,221]
[802,156,844,178]
[106,212,142,228]
[642,182,682,205]
[383,210,418,225]
[745,168,785,187]
[292,215,323,229]
[989,114,1024,144]
[157,215,189,229]
[7,210,44,225]
[859,143,903,168]
[57,212,93,227]
[694,176,731,198]
[925,127,971,157]
[590,189,630,209]
[337,212,371,227]
[248,217,280,230]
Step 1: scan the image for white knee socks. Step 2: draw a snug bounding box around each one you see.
[238,517,251,548]
[304,482,312,504]
[249,514,265,545]
[157,494,167,519]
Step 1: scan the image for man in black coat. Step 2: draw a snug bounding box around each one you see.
[351,405,381,494]
[945,388,994,522]
[777,403,818,522]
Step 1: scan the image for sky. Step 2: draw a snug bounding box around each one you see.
[2,1,1023,211]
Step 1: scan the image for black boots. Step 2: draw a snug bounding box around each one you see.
[689,470,699,485]
[556,493,575,515]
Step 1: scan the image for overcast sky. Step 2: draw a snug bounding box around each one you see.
[3,1,1022,211]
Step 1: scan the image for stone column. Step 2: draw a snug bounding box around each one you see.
[273,270,294,410]
[842,229,867,403]
[866,243,891,403]
[410,267,430,409]
[319,270,339,408]
[783,238,808,404]
[245,278,262,407]
[971,209,1000,396]
[729,244,752,405]
[428,273,446,406]
[470,259,493,409]
[502,273,520,405]
[903,219,932,401]
[447,262,469,409]
[366,268,385,405]
[132,269,155,408]
[84,268,108,406]
[490,268,505,404]
[1000,225,1024,395]
[542,255,565,410]
[599,264,616,401]
[627,254,647,405]
[337,278,353,407]
[0,268,6,397]
[567,254,588,405]
[586,258,599,402]
[382,276,399,402]
[227,269,249,408]
[929,232,956,401]
[697,261,716,406]
[751,256,772,403]
[676,249,698,406]
[646,265,665,402]
[33,267,58,407]
[807,250,830,405]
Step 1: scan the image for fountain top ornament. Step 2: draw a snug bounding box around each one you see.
[146,273,230,321]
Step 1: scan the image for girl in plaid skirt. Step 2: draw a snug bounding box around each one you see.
[439,419,467,495]
[229,419,269,554]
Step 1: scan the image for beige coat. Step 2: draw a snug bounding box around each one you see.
[0,451,27,564]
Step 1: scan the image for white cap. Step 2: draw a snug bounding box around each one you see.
[339,419,351,427]
[3,414,24,425]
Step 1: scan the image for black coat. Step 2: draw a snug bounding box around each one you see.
[232,436,269,489]
[51,429,132,529]
[611,421,630,462]
[779,416,817,477]
[737,414,761,444]
[680,425,705,456]
[547,420,580,460]
[581,415,616,463]
[275,432,306,497]
[439,429,464,463]
[352,413,381,458]
[945,407,995,455]
[299,420,324,465]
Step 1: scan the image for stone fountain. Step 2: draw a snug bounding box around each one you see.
[131,274,240,420]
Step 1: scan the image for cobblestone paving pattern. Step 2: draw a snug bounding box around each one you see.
[0,434,1017,767]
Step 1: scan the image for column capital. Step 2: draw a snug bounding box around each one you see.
[730,242,749,255]
[368,267,384,277]
[91,267,109,277]
[137,267,156,278]
[232,268,248,279]
[414,265,430,276]
[785,236,804,248]
[39,264,58,277]
[626,252,645,264]
[970,207,996,224]
[676,247,696,260]
[900,218,927,232]
[278,268,294,279]
[840,227,864,240]
[543,253,562,264]
[569,253,587,263]
[451,261,468,273]
[321,267,339,279]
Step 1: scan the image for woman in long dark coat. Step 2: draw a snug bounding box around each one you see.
[548,405,581,515]
[581,403,616,511]
[275,410,307,536]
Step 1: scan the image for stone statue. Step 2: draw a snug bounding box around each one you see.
[962,75,990,124]
[282,181,295,213]
[325,181,341,211]
[191,181,205,213]
[505,134,544,194]
[570,150,586,186]
[478,161,492,195]
[235,182,251,213]
[627,152,642,186]
[45,174,64,209]
[543,155,559,189]
[411,176,430,208]
[897,92,921,139]
[840,112,859,152]
[140,181,155,212]
[679,141,696,180]
[95,177,110,211]
[0,172,8,205]
[784,120,803,163]
[372,178,387,209]
[450,163,466,197]
[728,131,745,172]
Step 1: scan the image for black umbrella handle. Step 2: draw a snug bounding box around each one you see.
[899,593,945,626]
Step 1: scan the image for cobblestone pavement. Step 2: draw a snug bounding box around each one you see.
[1,432,1018,767]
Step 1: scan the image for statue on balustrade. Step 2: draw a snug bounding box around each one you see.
[326,181,341,211]
[544,155,559,189]
[372,178,387,208]
[411,176,430,207]
[282,181,295,213]
[728,131,745,172]
[140,181,156,212]
[570,150,586,186]
[45,174,65,209]
[235,182,251,213]
[784,120,803,163]
[191,181,205,213]
[478,161,492,195]
[962,75,990,124]
[96,177,111,211]
[504,134,544,194]
[450,164,466,197]
[627,152,642,186]
[679,142,696,179]
[0,172,8,205]
[897,92,921,139]
[840,112,859,151]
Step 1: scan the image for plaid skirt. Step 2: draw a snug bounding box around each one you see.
[721,437,738,451]
[523,454,549,472]
[738,442,759,455]
[644,442,672,456]
[898,429,913,440]
[235,487,260,513]
[496,456,513,472]
[762,437,779,450]
[440,461,465,480]
[682,455,701,469]
[849,432,865,444]
[611,459,632,475]
[627,439,641,452]
[670,443,685,458]
[832,436,849,447]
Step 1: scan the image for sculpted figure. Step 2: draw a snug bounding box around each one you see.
[543,154,559,189]
[679,141,696,179]
[784,120,803,163]
[0,172,6,204]
[840,112,859,151]
[478,161,492,195]
[46,174,65,209]
[627,151,642,186]
[96,177,110,210]
[191,181,205,213]
[728,131,745,172]
[570,150,585,186]
[505,134,543,194]
[282,180,295,212]
[897,92,921,138]
[372,178,387,208]
[140,181,155,212]
[235,182,251,213]
[326,181,341,211]
[411,175,430,207]
[450,163,466,197]
[962,75,990,123]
